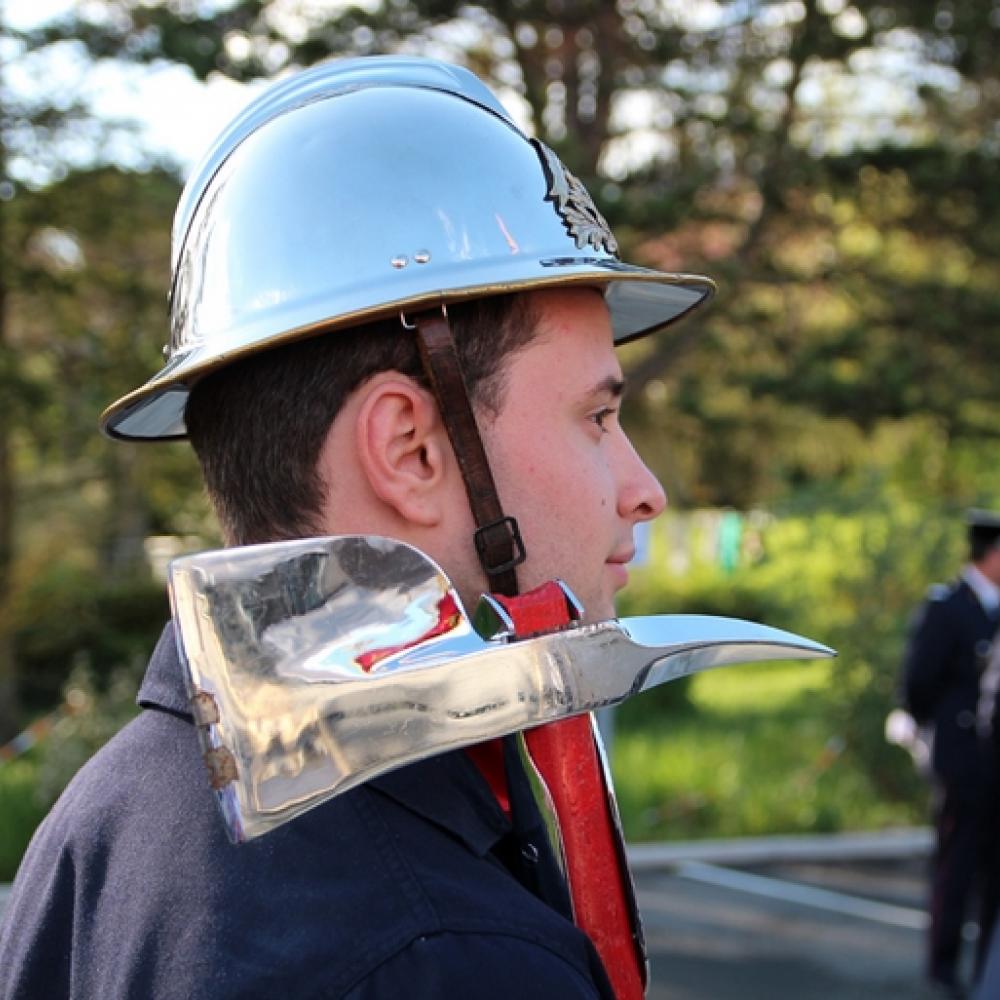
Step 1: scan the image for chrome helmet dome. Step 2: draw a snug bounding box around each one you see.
[101,55,715,440]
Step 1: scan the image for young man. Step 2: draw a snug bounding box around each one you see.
[0,57,714,997]
[903,510,1000,996]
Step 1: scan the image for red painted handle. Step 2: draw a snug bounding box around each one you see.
[495,583,644,1000]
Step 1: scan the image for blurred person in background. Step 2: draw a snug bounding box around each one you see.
[972,612,1000,1000]
[902,510,1000,997]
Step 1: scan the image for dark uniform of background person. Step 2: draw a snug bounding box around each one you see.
[902,510,1000,996]
[973,633,1000,1000]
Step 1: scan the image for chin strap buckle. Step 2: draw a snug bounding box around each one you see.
[474,516,526,580]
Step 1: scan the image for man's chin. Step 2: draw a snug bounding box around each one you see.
[584,595,617,624]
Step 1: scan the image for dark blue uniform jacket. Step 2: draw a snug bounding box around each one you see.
[0,625,613,999]
[902,578,997,782]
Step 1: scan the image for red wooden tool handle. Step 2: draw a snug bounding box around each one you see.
[494,583,644,1000]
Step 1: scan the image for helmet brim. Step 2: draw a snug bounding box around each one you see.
[101,263,713,441]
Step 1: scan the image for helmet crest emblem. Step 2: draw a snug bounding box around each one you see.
[532,140,619,257]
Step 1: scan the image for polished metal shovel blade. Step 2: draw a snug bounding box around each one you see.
[168,535,833,842]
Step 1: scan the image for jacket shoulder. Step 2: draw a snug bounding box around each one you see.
[926,582,955,602]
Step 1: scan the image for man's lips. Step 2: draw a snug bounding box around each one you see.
[606,550,634,589]
[607,549,635,566]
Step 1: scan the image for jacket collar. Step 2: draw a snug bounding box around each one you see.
[137,620,510,857]
[137,622,193,718]
[962,564,1000,617]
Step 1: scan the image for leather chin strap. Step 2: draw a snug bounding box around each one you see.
[411,308,524,598]
[409,307,647,999]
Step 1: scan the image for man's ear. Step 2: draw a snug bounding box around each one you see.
[354,374,452,527]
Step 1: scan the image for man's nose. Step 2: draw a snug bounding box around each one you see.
[617,437,667,523]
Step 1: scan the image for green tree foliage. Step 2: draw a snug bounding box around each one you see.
[0,0,224,738]
[2,167,213,729]
[0,1,997,808]
[7,168,205,558]
[134,0,1000,506]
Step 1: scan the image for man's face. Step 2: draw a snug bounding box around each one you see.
[476,287,667,621]
[980,545,1000,587]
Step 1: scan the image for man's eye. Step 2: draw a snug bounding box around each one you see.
[591,407,616,433]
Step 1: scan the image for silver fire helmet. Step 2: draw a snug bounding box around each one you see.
[101,55,715,441]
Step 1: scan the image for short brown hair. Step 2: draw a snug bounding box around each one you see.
[185,294,537,545]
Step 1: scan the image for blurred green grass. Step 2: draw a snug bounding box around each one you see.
[613,658,924,842]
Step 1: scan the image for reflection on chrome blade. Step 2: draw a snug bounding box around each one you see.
[168,535,835,843]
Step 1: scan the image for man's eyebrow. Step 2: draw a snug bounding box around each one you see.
[593,375,627,399]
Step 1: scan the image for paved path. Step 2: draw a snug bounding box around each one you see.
[639,856,955,998]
